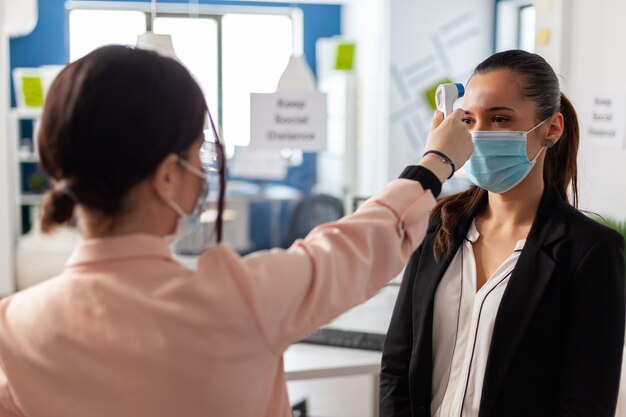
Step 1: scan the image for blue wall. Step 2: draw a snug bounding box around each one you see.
[9,0,342,189]
[9,0,342,250]
[9,0,341,114]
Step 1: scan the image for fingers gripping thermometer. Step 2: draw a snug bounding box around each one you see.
[435,83,465,118]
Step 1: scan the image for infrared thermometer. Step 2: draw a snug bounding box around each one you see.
[435,83,465,118]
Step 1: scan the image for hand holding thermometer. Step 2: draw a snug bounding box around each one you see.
[435,83,465,118]
[423,83,469,180]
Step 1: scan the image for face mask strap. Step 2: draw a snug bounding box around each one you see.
[530,146,547,162]
[527,117,553,162]
[166,198,187,218]
[526,117,551,135]
[177,157,206,179]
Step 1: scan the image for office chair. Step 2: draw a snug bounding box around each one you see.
[291,399,308,417]
[352,195,371,212]
[283,194,344,248]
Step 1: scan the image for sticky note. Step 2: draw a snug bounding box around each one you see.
[21,76,44,107]
[424,78,452,111]
[335,43,356,71]
[536,27,552,46]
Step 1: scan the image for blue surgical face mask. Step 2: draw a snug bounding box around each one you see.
[464,119,549,194]
[165,157,210,246]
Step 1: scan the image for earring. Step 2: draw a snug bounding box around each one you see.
[545,139,555,148]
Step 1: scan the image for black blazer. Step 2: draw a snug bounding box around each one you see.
[380,185,626,417]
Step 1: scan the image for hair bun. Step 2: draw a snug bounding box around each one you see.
[40,187,77,233]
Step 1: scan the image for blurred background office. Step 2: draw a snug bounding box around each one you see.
[1,0,625,416]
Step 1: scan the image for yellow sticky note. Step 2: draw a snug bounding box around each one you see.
[21,76,44,107]
[536,27,552,46]
[335,43,356,71]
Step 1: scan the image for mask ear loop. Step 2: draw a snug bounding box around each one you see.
[166,198,187,218]
[530,146,547,162]
[526,117,550,135]
[527,117,552,161]
[178,157,206,178]
[207,109,226,244]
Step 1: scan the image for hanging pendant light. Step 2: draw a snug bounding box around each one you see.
[276,56,316,92]
[136,0,179,60]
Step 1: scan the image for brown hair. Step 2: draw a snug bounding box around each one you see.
[38,45,222,235]
[432,50,580,259]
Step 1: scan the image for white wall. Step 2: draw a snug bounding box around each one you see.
[387,0,494,185]
[1,0,38,295]
[537,0,626,219]
[343,0,494,197]
[343,0,390,197]
[0,0,16,295]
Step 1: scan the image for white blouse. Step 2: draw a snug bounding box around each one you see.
[431,221,526,417]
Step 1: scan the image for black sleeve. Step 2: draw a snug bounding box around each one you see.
[558,232,625,416]
[399,166,442,198]
[380,246,421,417]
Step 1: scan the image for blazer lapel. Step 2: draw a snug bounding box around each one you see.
[479,185,568,417]
[409,191,489,405]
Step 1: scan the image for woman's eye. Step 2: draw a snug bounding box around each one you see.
[493,116,509,123]
[462,118,473,125]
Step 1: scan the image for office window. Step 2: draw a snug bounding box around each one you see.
[154,16,219,123]
[68,10,146,62]
[518,5,536,52]
[495,1,536,52]
[222,14,292,153]
[68,5,298,156]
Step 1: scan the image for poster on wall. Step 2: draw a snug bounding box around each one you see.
[579,92,626,149]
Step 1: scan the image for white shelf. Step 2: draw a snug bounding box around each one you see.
[18,153,39,163]
[10,108,42,119]
[19,193,44,205]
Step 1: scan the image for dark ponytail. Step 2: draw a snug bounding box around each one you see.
[544,93,579,208]
[431,50,580,259]
[38,45,208,233]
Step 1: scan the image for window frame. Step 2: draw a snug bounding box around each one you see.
[495,0,535,52]
[517,4,536,52]
[65,1,304,132]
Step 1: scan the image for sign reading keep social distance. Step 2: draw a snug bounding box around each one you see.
[580,92,626,149]
[250,91,328,151]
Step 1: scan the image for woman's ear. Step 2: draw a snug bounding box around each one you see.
[547,112,565,145]
[152,153,181,201]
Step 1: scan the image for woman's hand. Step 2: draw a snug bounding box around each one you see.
[418,109,473,183]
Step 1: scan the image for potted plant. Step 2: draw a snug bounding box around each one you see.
[26,171,48,194]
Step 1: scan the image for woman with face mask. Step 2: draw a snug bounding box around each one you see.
[380,50,626,417]
[0,46,473,417]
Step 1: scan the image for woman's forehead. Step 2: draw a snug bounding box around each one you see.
[463,70,527,110]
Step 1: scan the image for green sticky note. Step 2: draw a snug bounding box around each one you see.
[424,78,452,111]
[21,76,44,107]
[335,43,356,71]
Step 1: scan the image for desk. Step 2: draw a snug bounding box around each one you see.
[284,343,382,417]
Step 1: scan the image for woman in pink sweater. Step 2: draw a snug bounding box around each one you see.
[0,45,471,417]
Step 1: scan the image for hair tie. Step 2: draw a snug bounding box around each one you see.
[53,180,79,204]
